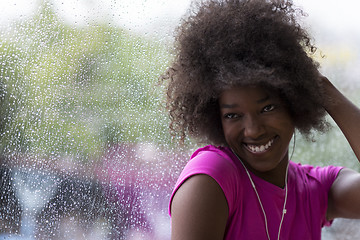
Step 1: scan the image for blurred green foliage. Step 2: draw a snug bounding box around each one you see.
[0,1,171,162]
[0,1,358,171]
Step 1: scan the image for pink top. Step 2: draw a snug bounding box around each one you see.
[169,145,343,240]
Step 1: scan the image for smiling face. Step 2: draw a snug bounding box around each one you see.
[219,85,295,177]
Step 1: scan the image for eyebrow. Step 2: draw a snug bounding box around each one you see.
[257,95,270,103]
[220,104,238,109]
[220,95,271,109]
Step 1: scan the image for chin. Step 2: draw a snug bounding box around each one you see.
[245,157,284,173]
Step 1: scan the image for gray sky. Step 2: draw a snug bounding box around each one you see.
[1,0,360,37]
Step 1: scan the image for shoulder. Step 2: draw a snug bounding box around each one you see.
[177,145,241,197]
[290,161,342,188]
[169,145,241,215]
[288,162,343,204]
[288,162,344,226]
[187,145,239,174]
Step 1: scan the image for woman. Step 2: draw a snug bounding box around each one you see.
[163,0,360,239]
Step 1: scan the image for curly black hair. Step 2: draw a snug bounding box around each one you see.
[162,0,329,145]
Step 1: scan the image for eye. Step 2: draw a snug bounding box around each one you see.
[262,104,276,113]
[223,113,241,119]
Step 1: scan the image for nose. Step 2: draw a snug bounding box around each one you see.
[242,115,266,139]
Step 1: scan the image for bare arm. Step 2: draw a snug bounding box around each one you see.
[321,76,360,219]
[171,174,228,240]
[321,76,360,160]
[328,168,360,219]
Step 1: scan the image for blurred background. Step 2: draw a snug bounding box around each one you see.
[0,0,359,239]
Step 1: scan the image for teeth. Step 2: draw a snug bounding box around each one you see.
[246,138,274,153]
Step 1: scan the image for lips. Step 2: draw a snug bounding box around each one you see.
[244,137,276,154]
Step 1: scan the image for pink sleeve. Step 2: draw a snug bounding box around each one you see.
[308,164,344,226]
[168,150,239,216]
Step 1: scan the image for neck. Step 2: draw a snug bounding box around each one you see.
[235,151,290,188]
[252,157,289,188]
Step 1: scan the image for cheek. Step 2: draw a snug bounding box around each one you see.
[221,121,240,142]
[276,115,295,138]
[221,121,231,140]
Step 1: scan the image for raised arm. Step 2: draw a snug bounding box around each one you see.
[321,76,360,219]
[321,76,360,160]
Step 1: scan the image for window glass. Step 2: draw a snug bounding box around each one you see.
[0,0,359,239]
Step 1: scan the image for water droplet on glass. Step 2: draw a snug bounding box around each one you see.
[0,0,360,239]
